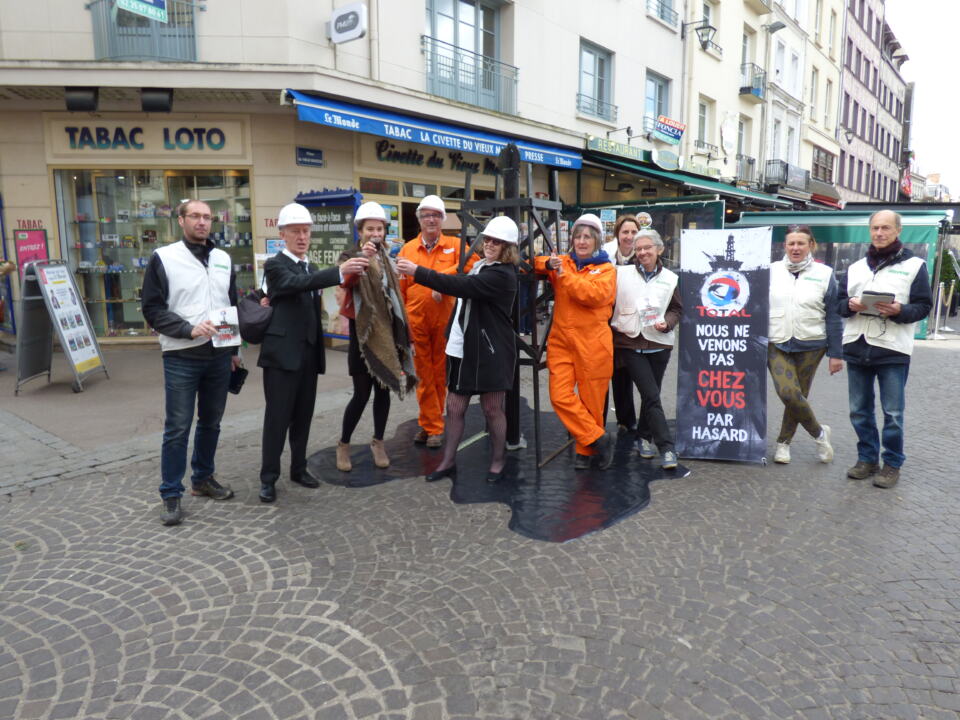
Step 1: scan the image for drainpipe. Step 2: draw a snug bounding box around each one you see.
[369,0,380,81]
[679,0,693,169]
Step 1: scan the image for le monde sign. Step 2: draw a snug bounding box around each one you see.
[44,116,251,165]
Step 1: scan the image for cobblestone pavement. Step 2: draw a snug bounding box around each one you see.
[1,342,959,719]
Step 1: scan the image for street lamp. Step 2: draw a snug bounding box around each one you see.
[843,129,855,143]
[606,126,634,140]
[681,20,717,51]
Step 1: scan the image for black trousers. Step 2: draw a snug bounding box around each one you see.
[619,348,673,452]
[259,348,319,484]
[610,364,637,428]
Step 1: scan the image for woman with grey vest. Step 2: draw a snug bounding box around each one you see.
[767,225,843,465]
[609,228,682,469]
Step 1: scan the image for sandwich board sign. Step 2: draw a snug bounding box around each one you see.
[15,260,109,394]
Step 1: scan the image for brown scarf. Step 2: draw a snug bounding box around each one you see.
[353,244,418,398]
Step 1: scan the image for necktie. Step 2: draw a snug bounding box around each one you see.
[299,260,308,273]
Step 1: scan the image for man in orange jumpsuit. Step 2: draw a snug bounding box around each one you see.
[398,195,472,448]
[535,214,617,469]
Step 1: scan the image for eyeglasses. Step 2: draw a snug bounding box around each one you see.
[183,213,212,222]
[482,237,505,245]
[419,212,443,220]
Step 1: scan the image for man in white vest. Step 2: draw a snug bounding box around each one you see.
[142,199,241,526]
[838,209,932,489]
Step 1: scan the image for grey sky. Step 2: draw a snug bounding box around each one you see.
[883,0,953,191]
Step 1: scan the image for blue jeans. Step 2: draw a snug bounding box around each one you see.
[160,352,232,499]
[847,361,909,468]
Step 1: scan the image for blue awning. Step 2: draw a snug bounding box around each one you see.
[287,89,582,170]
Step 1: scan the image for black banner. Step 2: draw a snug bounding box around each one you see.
[675,228,770,463]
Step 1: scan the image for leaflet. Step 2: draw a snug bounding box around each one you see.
[210,306,241,347]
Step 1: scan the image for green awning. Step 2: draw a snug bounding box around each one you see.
[734,209,951,227]
[589,154,793,208]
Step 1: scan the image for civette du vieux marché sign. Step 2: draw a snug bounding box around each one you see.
[63,125,227,151]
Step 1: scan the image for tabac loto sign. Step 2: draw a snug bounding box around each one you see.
[44,114,252,165]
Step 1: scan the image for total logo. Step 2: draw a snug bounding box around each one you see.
[700,271,750,314]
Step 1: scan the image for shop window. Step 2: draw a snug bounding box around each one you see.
[442,186,467,199]
[402,182,438,199]
[54,169,252,338]
[360,177,400,196]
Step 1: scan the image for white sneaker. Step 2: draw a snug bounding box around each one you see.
[637,438,656,459]
[660,450,678,470]
[774,442,791,464]
[816,425,834,463]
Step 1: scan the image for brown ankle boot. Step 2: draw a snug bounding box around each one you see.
[370,438,390,468]
[336,441,352,472]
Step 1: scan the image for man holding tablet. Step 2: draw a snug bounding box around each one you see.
[838,210,932,488]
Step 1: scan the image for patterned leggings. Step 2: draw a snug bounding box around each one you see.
[767,345,826,443]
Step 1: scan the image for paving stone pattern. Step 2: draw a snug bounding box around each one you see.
[1,343,959,718]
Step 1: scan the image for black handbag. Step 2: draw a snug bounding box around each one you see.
[237,289,272,344]
[228,363,249,394]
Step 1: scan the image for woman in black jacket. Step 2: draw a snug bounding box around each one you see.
[396,215,519,483]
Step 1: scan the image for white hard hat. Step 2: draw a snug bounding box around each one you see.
[416,194,447,220]
[572,213,603,237]
[481,216,519,244]
[277,203,313,228]
[354,201,388,227]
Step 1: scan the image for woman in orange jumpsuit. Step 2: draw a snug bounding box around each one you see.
[535,213,617,470]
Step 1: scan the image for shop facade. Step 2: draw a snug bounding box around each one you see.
[0,95,583,344]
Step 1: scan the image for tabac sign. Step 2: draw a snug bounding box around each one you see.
[328,2,368,43]
[44,115,252,165]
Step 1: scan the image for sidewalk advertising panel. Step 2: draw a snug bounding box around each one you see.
[675,227,771,463]
[37,263,104,374]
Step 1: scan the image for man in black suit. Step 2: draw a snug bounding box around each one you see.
[258,203,369,503]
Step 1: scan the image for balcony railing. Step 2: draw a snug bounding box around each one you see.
[739,63,766,102]
[576,93,618,123]
[646,0,679,26]
[422,35,518,115]
[765,159,810,191]
[642,115,658,132]
[736,154,757,183]
[88,0,199,61]
[694,139,719,155]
